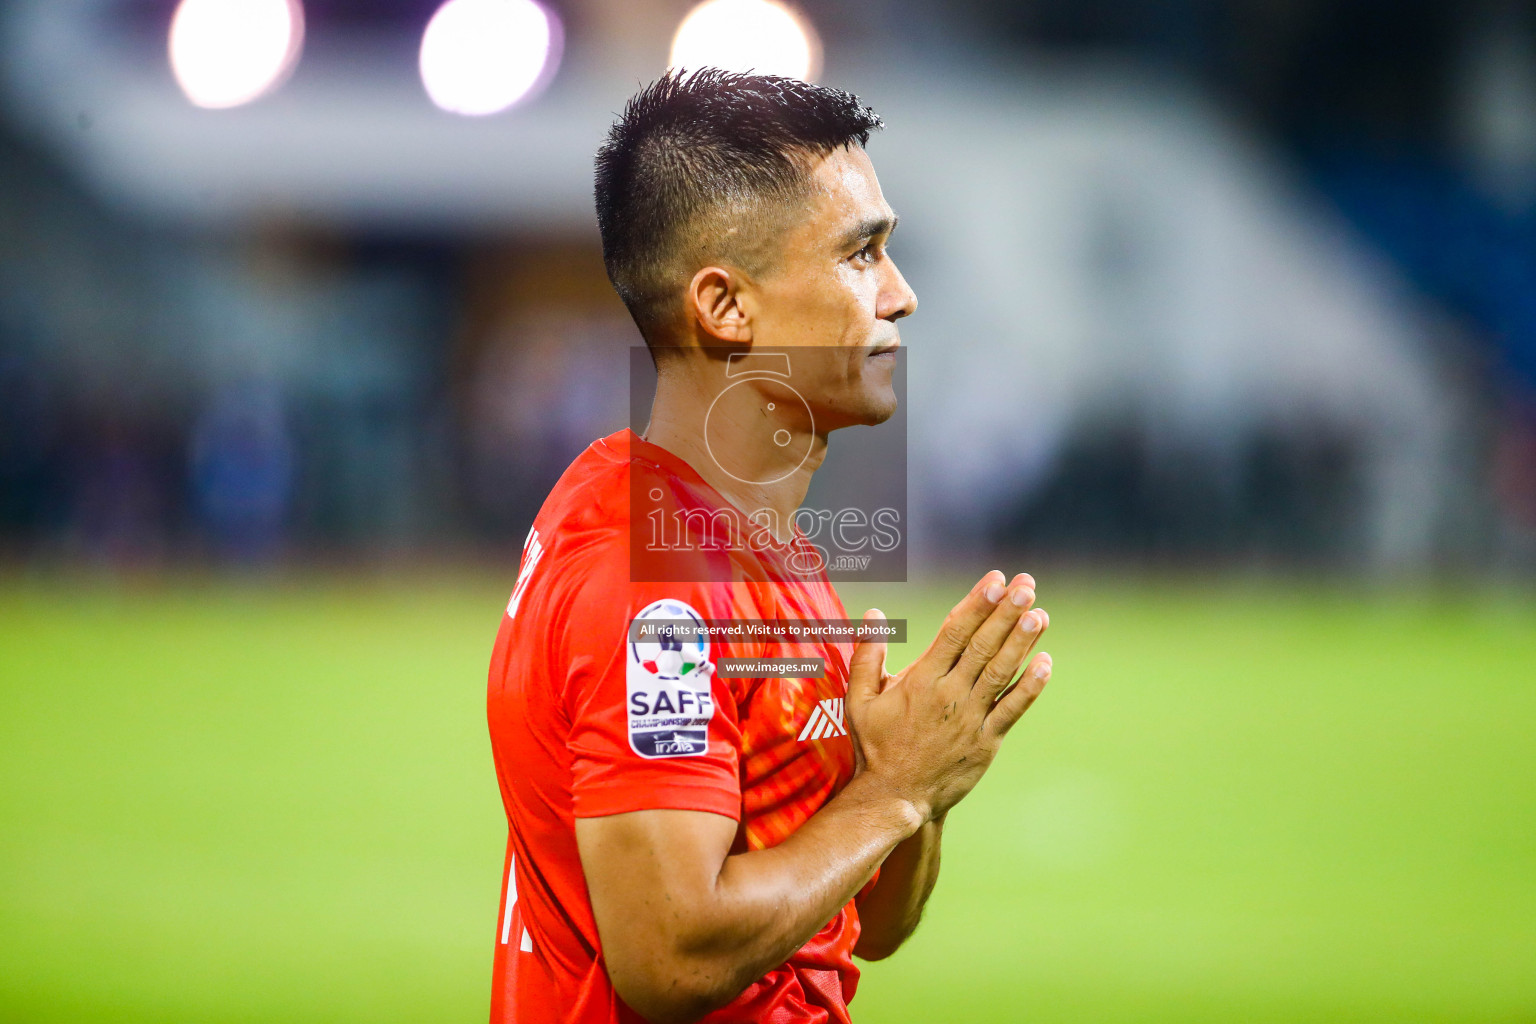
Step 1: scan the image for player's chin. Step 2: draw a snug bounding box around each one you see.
[857,358,899,421]
[852,386,899,426]
[818,388,896,431]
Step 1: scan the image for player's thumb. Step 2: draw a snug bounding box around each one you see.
[847,608,889,707]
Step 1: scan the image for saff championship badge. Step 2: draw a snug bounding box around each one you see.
[626,599,715,758]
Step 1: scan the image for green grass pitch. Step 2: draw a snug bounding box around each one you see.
[1,572,1533,1022]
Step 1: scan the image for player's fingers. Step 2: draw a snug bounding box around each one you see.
[846,608,889,709]
[947,578,1035,687]
[913,571,1008,676]
[971,606,1048,706]
[986,652,1052,737]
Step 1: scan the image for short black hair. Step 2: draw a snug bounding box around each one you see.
[595,69,883,344]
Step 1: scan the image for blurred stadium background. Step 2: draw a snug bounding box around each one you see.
[1,0,1533,1021]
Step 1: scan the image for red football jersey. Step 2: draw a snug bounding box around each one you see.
[487,429,866,1024]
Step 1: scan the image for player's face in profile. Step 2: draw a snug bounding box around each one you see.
[748,146,916,431]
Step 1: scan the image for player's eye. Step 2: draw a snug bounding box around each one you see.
[850,241,879,265]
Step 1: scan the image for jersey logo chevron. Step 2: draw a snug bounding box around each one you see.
[797,698,847,742]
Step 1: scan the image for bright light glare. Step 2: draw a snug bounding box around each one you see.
[669,0,819,82]
[419,0,561,116]
[168,0,304,109]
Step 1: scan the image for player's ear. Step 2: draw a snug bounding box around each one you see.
[686,265,753,344]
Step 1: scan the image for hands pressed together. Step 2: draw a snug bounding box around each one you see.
[847,570,1053,824]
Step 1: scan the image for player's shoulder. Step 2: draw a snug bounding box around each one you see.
[532,429,711,544]
[522,433,733,617]
[532,431,630,544]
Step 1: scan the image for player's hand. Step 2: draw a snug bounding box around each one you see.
[845,571,1051,824]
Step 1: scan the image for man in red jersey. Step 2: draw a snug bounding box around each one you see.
[486,70,1054,1024]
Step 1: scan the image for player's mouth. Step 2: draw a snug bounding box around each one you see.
[867,341,901,358]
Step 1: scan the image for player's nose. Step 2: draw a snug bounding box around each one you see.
[880,260,918,322]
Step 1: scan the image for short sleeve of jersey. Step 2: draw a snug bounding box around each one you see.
[561,559,743,822]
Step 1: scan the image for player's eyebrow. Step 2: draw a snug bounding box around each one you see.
[836,212,899,251]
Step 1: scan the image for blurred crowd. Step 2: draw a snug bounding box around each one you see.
[2,0,1535,573]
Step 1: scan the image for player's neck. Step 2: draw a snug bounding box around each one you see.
[644,371,826,544]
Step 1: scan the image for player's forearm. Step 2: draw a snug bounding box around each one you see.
[852,814,944,960]
[661,775,922,1019]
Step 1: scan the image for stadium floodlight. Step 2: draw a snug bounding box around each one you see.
[168,0,305,109]
[669,0,821,82]
[419,0,562,116]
